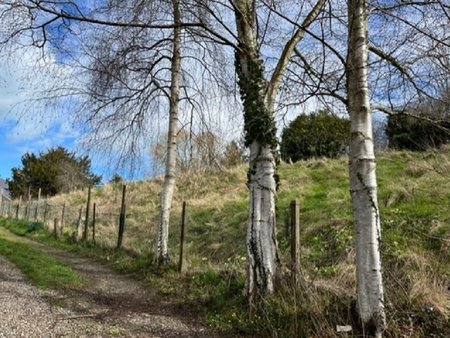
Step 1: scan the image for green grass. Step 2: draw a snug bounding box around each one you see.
[1,148,449,337]
[0,222,86,289]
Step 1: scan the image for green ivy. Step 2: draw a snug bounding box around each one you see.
[235,49,277,150]
[235,46,280,189]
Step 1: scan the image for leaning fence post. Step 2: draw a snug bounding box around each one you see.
[290,200,301,284]
[116,185,127,249]
[83,186,92,241]
[92,203,96,243]
[178,201,187,273]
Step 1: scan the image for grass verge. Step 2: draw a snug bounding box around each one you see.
[0,221,86,289]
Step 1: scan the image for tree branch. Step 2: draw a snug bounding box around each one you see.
[266,0,327,105]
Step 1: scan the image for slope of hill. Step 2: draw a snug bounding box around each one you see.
[8,147,450,336]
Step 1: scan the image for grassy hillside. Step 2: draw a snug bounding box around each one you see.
[5,147,450,337]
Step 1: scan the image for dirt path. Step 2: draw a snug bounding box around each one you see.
[0,229,212,337]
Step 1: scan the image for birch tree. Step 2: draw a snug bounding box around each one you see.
[347,0,385,335]
[282,2,450,335]
[231,0,326,298]
[156,0,181,264]
[76,0,233,264]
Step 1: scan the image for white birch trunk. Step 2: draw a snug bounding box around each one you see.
[246,141,278,296]
[347,0,386,336]
[155,0,181,264]
[234,0,279,298]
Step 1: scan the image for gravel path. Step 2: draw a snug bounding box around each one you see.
[0,255,56,337]
[0,229,213,337]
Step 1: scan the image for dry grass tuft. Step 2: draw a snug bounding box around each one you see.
[396,252,450,316]
[404,163,429,177]
[331,253,356,293]
[383,183,415,207]
[312,251,355,300]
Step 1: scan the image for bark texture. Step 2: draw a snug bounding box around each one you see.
[155,0,181,265]
[234,0,326,298]
[347,0,386,336]
[234,0,279,298]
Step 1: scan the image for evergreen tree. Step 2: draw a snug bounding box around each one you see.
[8,147,101,199]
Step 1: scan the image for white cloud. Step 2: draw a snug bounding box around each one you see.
[0,46,77,147]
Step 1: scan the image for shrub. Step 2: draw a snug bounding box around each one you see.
[386,114,450,151]
[280,110,350,162]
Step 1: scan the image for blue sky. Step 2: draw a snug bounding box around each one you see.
[0,118,80,180]
[0,49,82,180]
[0,48,156,182]
[0,1,112,181]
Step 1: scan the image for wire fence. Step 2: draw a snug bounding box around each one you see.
[0,187,303,277]
[3,181,447,280]
[0,186,155,253]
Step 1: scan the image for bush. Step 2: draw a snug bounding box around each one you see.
[280,110,350,162]
[386,114,450,151]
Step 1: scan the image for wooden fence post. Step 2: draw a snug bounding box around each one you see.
[92,203,96,243]
[178,202,187,273]
[34,203,39,221]
[61,203,66,227]
[18,196,22,217]
[83,186,92,241]
[43,203,48,224]
[116,185,127,249]
[290,200,301,284]
[15,204,20,219]
[38,188,41,201]
[25,202,30,221]
[75,207,83,242]
[54,218,61,239]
